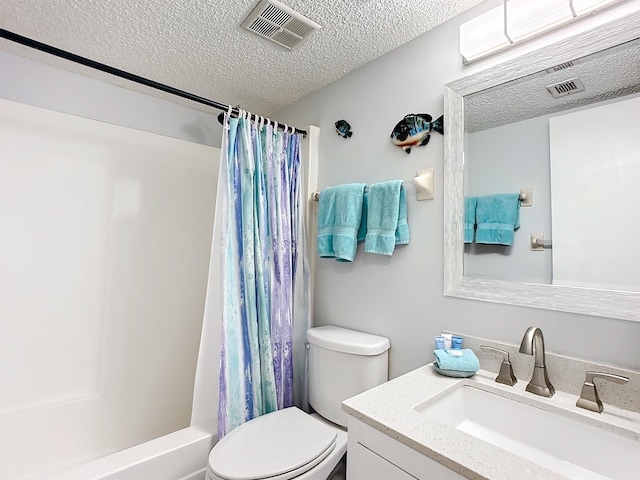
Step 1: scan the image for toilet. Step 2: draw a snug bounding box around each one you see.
[206,325,390,480]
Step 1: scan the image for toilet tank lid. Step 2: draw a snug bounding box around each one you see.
[307,326,390,356]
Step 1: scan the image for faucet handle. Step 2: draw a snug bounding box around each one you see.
[576,371,629,413]
[480,345,517,386]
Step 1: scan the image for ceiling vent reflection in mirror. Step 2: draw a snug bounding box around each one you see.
[545,61,576,72]
[241,0,322,50]
[546,77,586,98]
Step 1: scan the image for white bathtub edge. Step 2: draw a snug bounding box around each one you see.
[44,421,217,480]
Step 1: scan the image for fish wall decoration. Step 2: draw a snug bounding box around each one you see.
[390,113,443,154]
[335,119,353,138]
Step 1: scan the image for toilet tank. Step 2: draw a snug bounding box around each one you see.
[306,326,390,427]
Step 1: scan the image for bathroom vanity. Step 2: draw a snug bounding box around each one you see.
[343,348,640,480]
[346,412,464,480]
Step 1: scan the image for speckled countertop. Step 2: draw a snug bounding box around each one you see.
[342,364,640,480]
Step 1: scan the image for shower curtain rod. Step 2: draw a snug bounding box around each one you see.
[0,28,307,137]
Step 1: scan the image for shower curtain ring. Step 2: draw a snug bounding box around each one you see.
[223,104,233,130]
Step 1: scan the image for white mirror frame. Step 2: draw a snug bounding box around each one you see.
[443,11,640,322]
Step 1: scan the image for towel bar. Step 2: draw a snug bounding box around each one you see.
[312,179,417,202]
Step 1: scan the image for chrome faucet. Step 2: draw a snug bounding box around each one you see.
[519,327,555,397]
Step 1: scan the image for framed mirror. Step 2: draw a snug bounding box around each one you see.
[443,11,640,322]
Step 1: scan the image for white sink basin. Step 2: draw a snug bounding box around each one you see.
[417,385,640,480]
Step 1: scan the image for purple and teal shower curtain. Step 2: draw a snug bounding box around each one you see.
[217,111,304,438]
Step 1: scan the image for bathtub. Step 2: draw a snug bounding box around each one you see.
[46,421,217,480]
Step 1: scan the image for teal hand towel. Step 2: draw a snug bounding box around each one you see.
[395,186,410,245]
[364,180,407,255]
[464,196,477,244]
[358,186,409,245]
[357,191,368,243]
[475,193,520,246]
[433,349,480,372]
[317,183,367,262]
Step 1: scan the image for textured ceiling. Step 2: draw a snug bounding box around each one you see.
[465,36,640,132]
[0,0,484,116]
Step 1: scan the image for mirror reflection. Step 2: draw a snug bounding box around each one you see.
[463,37,640,292]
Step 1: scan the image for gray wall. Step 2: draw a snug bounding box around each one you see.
[274,5,640,375]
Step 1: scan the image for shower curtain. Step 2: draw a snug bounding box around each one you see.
[217,111,309,438]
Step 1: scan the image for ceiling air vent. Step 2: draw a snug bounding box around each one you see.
[545,61,575,73]
[241,0,321,50]
[546,77,586,98]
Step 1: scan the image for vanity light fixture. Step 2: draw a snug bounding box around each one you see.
[459,0,626,63]
[571,0,623,15]
[459,6,511,65]
[507,0,575,43]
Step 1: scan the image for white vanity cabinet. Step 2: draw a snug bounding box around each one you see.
[346,416,465,480]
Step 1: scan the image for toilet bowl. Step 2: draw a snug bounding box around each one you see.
[206,326,390,480]
[207,408,347,480]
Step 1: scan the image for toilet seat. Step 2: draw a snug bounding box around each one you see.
[208,407,338,480]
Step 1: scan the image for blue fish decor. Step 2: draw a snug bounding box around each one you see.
[390,113,443,153]
[335,119,353,138]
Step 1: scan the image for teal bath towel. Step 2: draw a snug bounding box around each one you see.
[475,193,520,246]
[464,196,477,244]
[364,180,409,255]
[317,183,367,262]
[433,349,480,372]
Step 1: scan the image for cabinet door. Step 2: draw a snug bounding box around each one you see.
[348,441,417,480]
[347,416,466,480]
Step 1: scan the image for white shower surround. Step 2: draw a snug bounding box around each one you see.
[0,97,218,479]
